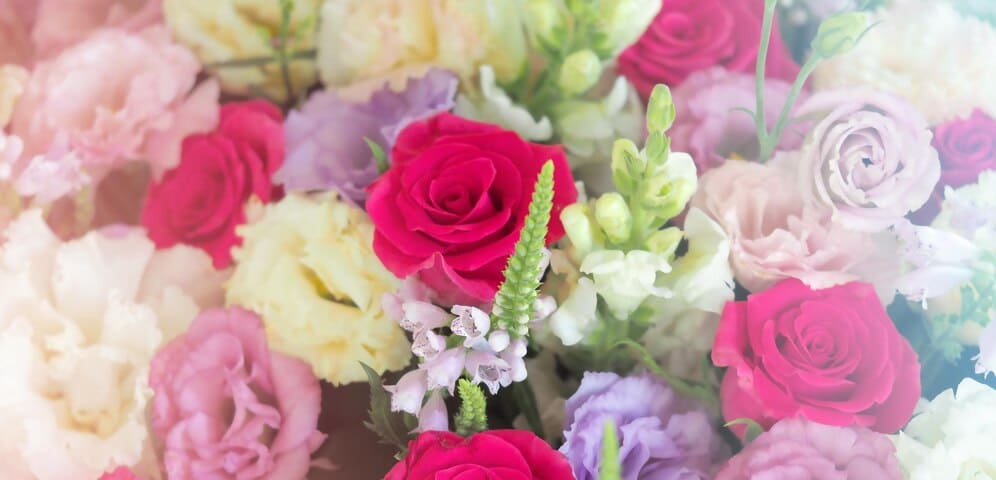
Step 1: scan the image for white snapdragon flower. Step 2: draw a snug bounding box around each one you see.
[455,65,553,141]
[580,249,673,320]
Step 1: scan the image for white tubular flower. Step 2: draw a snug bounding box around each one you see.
[580,249,673,320]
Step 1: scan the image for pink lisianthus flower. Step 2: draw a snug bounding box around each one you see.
[9,27,218,183]
[715,418,903,480]
[149,308,327,480]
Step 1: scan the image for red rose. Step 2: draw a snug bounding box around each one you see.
[911,109,996,224]
[385,430,575,480]
[367,113,577,303]
[618,0,799,98]
[712,278,920,435]
[141,100,284,268]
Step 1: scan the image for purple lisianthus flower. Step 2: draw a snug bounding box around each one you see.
[715,418,903,480]
[560,372,727,480]
[671,67,806,173]
[275,68,458,204]
[794,88,941,232]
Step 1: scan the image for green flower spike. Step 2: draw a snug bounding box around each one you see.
[455,379,489,436]
[493,160,555,337]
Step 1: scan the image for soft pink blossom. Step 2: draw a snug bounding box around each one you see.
[98,466,140,480]
[9,27,218,182]
[149,307,326,480]
[690,159,897,294]
[0,0,35,65]
[31,0,162,59]
[671,67,806,173]
[716,418,903,480]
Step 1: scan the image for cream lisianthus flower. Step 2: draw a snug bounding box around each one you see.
[226,193,410,385]
[0,211,225,480]
[163,0,320,102]
[316,0,527,92]
[0,64,27,127]
[893,379,996,479]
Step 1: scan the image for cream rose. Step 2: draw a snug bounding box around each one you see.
[163,0,321,103]
[316,0,528,95]
[226,193,411,385]
[0,210,225,480]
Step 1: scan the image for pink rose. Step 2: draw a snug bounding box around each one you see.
[713,279,921,434]
[912,109,996,224]
[618,0,799,98]
[671,67,806,173]
[98,467,140,480]
[31,0,162,59]
[9,27,218,182]
[690,160,892,294]
[715,418,903,480]
[150,307,326,480]
[0,0,34,65]
[141,100,285,268]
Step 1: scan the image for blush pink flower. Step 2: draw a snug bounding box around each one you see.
[715,418,903,480]
[0,0,35,65]
[30,0,162,59]
[150,307,326,480]
[712,279,921,435]
[690,160,896,295]
[9,27,218,182]
[670,67,806,173]
[98,466,140,480]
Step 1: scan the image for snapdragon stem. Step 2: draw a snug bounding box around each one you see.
[760,55,819,161]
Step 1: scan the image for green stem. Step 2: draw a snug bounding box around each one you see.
[759,55,820,161]
[206,49,316,69]
[277,0,295,104]
[754,0,779,154]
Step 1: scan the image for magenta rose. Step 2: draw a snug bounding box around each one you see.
[712,278,921,434]
[141,100,284,268]
[367,113,577,304]
[617,0,799,98]
[912,109,996,224]
[150,308,326,480]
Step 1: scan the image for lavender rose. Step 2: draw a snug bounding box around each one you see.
[275,68,457,204]
[715,418,903,480]
[671,67,806,173]
[795,89,940,231]
[560,372,727,480]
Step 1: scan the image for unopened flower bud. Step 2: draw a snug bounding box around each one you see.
[595,193,633,245]
[812,11,871,58]
[646,84,676,133]
[561,203,601,258]
[524,0,564,46]
[558,49,602,96]
[645,227,683,259]
[611,139,645,195]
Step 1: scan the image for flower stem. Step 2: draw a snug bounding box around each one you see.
[277,0,296,104]
[754,0,779,156]
[206,49,316,69]
[759,55,819,161]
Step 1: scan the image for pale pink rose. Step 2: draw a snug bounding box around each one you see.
[9,27,218,182]
[0,0,35,66]
[150,307,326,479]
[31,0,162,59]
[690,159,897,294]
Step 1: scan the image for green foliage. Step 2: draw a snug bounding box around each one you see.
[494,161,556,337]
[360,363,412,457]
[725,418,764,444]
[364,137,389,174]
[646,85,676,133]
[614,339,719,413]
[455,379,489,436]
[599,420,622,480]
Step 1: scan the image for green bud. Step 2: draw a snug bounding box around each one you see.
[644,132,671,171]
[611,139,645,195]
[645,227,683,260]
[558,50,602,96]
[646,84,677,133]
[561,203,601,258]
[523,0,564,47]
[455,379,489,436]
[812,12,871,58]
[592,0,662,56]
[594,193,633,245]
[642,175,696,221]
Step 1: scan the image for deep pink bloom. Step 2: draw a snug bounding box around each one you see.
[618,0,799,98]
[98,467,139,480]
[141,100,284,268]
[150,308,326,480]
[712,279,921,435]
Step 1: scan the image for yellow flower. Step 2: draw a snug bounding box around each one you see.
[163,0,321,103]
[317,0,527,96]
[226,193,410,385]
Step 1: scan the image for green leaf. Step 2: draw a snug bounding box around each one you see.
[455,379,489,436]
[360,363,411,455]
[365,137,390,174]
[646,84,677,133]
[599,420,622,480]
[493,160,556,336]
[725,418,764,444]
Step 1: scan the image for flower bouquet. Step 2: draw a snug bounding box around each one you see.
[1,0,994,479]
